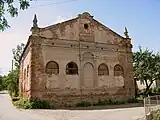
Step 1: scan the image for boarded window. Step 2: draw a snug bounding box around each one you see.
[98,63,109,76]
[46,61,59,75]
[114,64,124,76]
[66,62,78,75]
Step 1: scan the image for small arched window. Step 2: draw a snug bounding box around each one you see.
[66,62,78,75]
[46,61,59,75]
[98,63,109,76]
[114,64,124,76]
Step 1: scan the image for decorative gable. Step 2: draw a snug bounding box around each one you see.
[78,12,95,42]
[30,12,130,45]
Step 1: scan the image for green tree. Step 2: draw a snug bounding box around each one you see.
[0,0,30,31]
[0,75,3,91]
[133,46,160,95]
[2,75,7,90]
[2,69,19,96]
[12,43,25,68]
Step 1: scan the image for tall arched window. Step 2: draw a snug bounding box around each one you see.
[27,65,29,77]
[114,64,124,76]
[24,69,26,80]
[98,63,109,76]
[46,61,59,75]
[66,62,78,75]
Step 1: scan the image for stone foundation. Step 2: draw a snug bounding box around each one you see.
[29,87,134,108]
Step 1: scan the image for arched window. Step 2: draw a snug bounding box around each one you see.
[46,61,59,75]
[27,65,29,77]
[98,63,109,76]
[24,69,26,80]
[114,64,124,76]
[66,62,78,75]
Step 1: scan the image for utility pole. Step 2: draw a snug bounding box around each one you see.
[11,59,13,72]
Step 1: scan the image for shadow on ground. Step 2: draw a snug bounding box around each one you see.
[28,103,144,111]
[54,103,144,110]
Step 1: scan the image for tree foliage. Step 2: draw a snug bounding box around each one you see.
[2,69,19,96]
[133,46,160,95]
[12,43,25,68]
[0,0,31,31]
[0,75,3,90]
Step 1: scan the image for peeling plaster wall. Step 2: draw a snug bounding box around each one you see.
[93,22,121,44]
[98,76,124,88]
[19,47,31,98]
[20,12,135,107]
[40,19,79,41]
[39,17,123,44]
[42,46,80,90]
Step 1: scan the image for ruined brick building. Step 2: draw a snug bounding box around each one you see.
[19,12,135,107]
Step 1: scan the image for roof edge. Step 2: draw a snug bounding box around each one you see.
[93,19,125,39]
[19,35,32,63]
[39,17,78,30]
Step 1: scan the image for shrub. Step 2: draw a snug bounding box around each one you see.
[29,99,51,109]
[153,87,158,93]
[157,87,160,93]
[126,97,138,103]
[13,98,54,109]
[76,101,91,107]
[106,99,125,105]
[152,109,160,120]
[136,96,143,101]
[148,88,153,95]
[152,87,160,93]
[13,98,27,108]
[76,99,125,108]
[96,99,106,106]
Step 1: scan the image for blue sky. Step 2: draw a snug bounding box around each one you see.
[0,0,160,75]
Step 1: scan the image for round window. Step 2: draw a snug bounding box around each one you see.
[84,23,89,29]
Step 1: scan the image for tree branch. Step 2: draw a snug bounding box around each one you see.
[144,79,149,88]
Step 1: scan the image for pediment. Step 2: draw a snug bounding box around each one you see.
[32,12,126,44]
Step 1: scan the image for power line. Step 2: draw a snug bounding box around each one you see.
[30,0,78,9]
[31,0,60,1]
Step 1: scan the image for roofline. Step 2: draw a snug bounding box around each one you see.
[19,36,31,63]
[39,17,78,30]
[93,19,125,39]
[39,17,125,39]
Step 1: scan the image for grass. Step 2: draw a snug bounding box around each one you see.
[76,98,138,107]
[12,97,54,109]
[10,93,140,109]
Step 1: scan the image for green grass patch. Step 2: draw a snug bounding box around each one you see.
[75,98,138,107]
[12,98,54,109]
[12,96,140,109]
[76,101,92,107]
